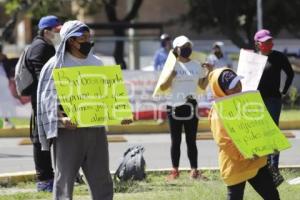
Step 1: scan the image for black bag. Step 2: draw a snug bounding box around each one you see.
[167,97,198,118]
[114,145,146,181]
[14,47,36,96]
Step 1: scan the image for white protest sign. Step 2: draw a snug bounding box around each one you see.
[237,49,268,91]
[152,51,177,97]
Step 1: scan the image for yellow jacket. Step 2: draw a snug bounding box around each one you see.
[208,68,267,186]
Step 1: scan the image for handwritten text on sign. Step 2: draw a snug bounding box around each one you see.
[53,66,132,127]
[213,91,291,158]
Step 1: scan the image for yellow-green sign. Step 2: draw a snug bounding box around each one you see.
[213,91,291,158]
[53,65,132,127]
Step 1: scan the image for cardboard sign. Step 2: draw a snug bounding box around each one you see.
[237,49,268,91]
[213,91,291,158]
[53,65,132,127]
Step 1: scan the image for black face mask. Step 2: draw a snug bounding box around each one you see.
[180,47,192,58]
[78,41,94,56]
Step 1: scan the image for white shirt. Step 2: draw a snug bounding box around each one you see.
[207,54,232,69]
[63,52,103,67]
[169,60,206,106]
[57,52,104,127]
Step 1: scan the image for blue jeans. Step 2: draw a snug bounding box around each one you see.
[263,98,282,169]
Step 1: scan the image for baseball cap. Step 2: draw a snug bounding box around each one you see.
[254,29,273,42]
[218,69,243,92]
[38,15,61,31]
[160,33,170,41]
[69,26,90,37]
[172,35,193,48]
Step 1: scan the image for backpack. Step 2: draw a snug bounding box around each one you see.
[14,47,35,96]
[114,145,146,181]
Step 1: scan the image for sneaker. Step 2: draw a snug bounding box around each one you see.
[37,179,53,192]
[156,119,165,125]
[190,170,209,181]
[75,173,85,185]
[166,169,179,181]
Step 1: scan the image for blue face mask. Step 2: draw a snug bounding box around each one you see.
[180,47,192,58]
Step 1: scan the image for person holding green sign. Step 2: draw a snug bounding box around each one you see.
[209,68,280,200]
[36,20,130,200]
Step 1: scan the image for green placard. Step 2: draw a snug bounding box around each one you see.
[53,65,132,127]
[213,91,291,158]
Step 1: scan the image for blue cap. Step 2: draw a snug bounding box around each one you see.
[69,26,90,37]
[38,15,61,30]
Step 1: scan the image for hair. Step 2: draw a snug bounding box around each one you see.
[161,38,171,47]
[38,27,52,37]
[65,36,76,52]
[172,47,179,58]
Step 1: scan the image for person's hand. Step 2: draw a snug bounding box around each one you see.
[202,62,213,70]
[121,119,133,125]
[273,149,279,154]
[61,117,77,129]
[170,70,177,79]
[250,154,259,161]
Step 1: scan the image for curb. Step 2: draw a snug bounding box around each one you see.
[1,165,300,186]
[18,135,127,145]
[12,131,296,145]
[1,120,300,137]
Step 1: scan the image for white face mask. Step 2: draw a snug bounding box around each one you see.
[49,32,61,46]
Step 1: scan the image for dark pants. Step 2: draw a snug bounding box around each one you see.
[30,107,54,182]
[263,98,282,169]
[167,99,199,169]
[227,166,280,200]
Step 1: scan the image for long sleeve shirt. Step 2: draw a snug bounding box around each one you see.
[258,50,294,98]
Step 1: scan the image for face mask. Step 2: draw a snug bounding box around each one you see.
[179,47,192,58]
[49,32,61,46]
[258,42,273,54]
[78,41,94,56]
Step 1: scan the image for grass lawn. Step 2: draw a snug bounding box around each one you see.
[280,109,300,121]
[1,169,300,200]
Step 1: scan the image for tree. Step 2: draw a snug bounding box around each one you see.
[103,0,143,69]
[186,0,300,48]
[2,0,143,69]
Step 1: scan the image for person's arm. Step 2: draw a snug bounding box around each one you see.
[281,54,295,95]
[198,63,213,90]
[160,70,176,91]
[210,110,245,161]
[153,51,160,71]
[27,42,55,80]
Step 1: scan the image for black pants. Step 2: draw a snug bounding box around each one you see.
[227,166,280,200]
[263,98,282,169]
[30,108,54,182]
[167,99,199,169]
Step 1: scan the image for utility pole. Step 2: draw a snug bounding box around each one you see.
[127,0,140,70]
[257,0,263,30]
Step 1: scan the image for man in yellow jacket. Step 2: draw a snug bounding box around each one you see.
[209,68,280,200]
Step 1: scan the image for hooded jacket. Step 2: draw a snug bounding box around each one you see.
[208,68,267,186]
[36,20,100,151]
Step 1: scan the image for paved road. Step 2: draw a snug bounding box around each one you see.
[1,132,300,174]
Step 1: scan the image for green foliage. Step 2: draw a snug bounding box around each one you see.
[4,0,21,14]
[288,87,299,108]
[186,0,300,48]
